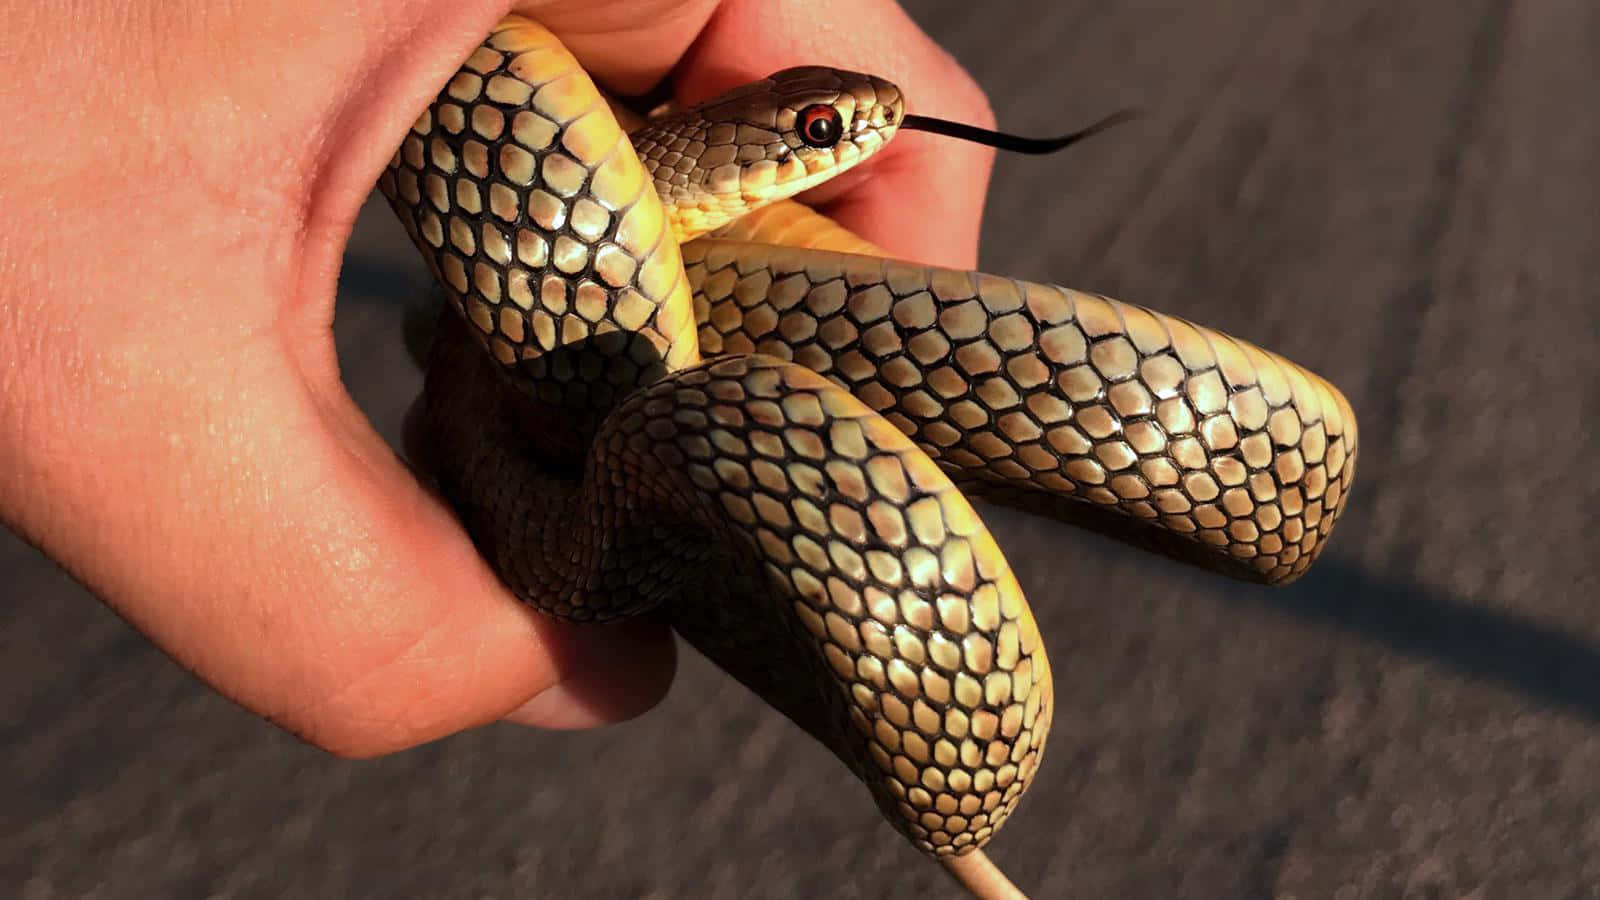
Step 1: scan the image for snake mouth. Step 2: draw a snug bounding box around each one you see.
[897,109,1139,154]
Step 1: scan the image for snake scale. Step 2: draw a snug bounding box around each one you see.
[377,15,1357,897]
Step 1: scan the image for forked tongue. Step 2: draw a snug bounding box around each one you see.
[898,108,1139,154]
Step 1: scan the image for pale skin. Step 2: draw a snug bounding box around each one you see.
[0,0,997,757]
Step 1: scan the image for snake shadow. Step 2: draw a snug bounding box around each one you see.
[1242,555,1600,720]
[1011,496,1600,724]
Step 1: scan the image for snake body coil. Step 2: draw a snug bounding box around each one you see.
[379,15,1356,895]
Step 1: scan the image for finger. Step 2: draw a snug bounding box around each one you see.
[515,0,721,94]
[672,0,997,269]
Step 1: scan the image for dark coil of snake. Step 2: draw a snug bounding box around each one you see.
[378,16,1357,899]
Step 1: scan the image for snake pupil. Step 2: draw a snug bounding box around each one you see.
[799,104,842,148]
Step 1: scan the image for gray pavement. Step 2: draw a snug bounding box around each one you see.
[6,1,1599,897]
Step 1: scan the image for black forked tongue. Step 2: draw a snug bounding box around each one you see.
[897,109,1139,154]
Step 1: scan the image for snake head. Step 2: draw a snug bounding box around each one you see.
[632,67,905,238]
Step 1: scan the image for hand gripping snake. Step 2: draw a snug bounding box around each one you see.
[378,15,1358,899]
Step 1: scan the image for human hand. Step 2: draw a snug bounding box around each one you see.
[0,0,996,756]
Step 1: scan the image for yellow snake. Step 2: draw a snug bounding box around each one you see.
[379,15,1358,898]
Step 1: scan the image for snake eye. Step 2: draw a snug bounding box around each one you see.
[798,104,843,148]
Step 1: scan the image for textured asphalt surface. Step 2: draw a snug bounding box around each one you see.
[6,1,1599,897]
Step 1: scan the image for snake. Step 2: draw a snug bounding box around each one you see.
[377,15,1358,898]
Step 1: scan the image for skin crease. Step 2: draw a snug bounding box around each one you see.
[0,0,996,758]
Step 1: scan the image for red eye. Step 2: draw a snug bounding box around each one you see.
[798,104,843,148]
